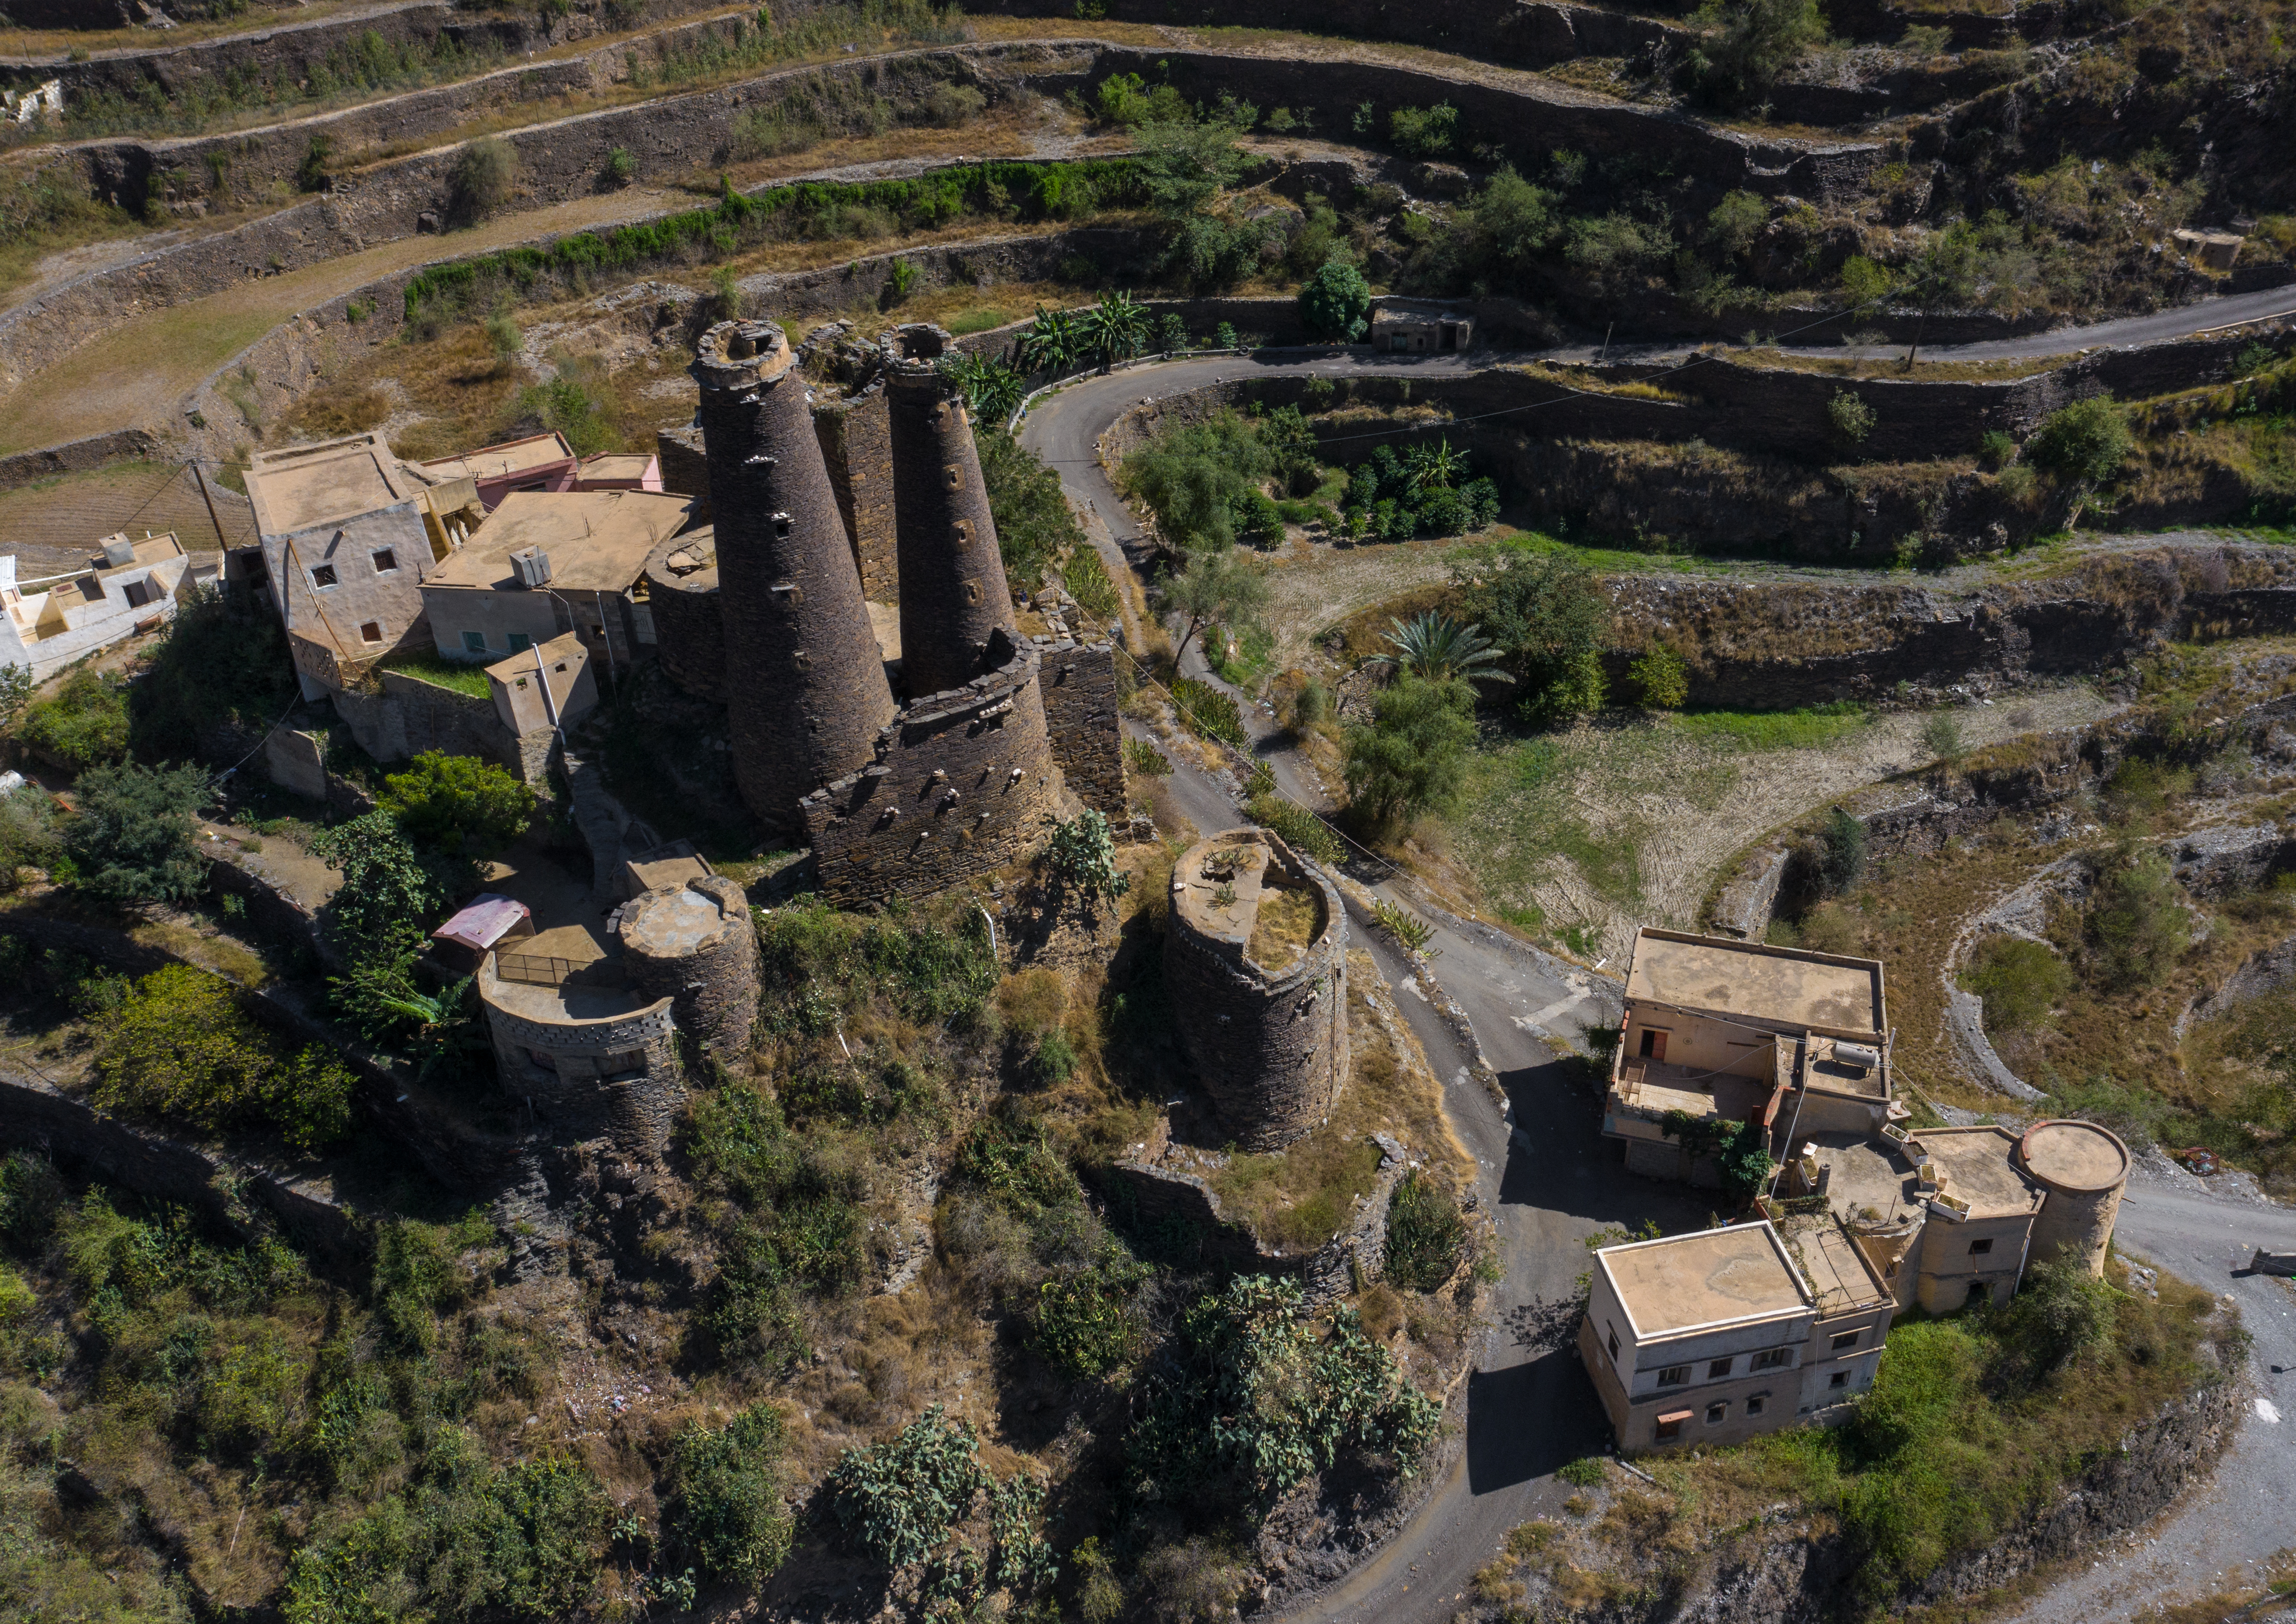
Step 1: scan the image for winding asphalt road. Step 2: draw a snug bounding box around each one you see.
[1018,297,2296,1622]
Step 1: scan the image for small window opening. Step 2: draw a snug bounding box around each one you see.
[507,632,532,653]
[1830,1331,1861,1352]
[371,548,398,574]
[1655,1413,1686,1443]
[359,621,382,644]
[1969,1238,1994,1255]
[1706,1402,1727,1424]
[1746,1395,1767,1417]
[463,631,489,653]
[310,564,338,588]
[1829,1370,1850,1389]
[1656,1365,1690,1388]
[1708,1358,1733,1380]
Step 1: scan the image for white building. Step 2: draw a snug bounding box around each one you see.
[0,532,193,681]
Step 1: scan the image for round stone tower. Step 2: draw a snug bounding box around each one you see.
[691,319,896,832]
[617,874,759,1063]
[1164,828,1350,1151]
[882,324,1019,698]
[2017,1118,2129,1276]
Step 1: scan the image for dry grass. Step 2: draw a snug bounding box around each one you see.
[1729,346,2069,383]
[1245,881,1321,969]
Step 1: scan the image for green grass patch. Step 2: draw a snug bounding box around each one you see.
[376,649,494,699]
[1672,701,1876,752]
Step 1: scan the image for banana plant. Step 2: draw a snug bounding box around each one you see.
[1076,291,1151,371]
[1405,437,1467,493]
[1017,304,1078,374]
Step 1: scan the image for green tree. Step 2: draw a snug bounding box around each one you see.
[1452,544,1611,717]
[1388,102,1458,158]
[1828,388,1877,445]
[1628,643,1690,709]
[942,351,1025,424]
[1298,256,1372,342]
[2028,396,2130,487]
[1962,937,2071,1034]
[1135,105,1254,219]
[1159,548,1270,669]
[380,750,531,854]
[977,427,1088,585]
[2085,843,2189,990]
[126,585,298,761]
[0,662,30,730]
[19,670,129,770]
[1344,675,1477,834]
[1688,0,1826,108]
[1472,166,1561,271]
[1017,303,1077,374]
[1077,292,1152,369]
[448,135,516,224]
[65,760,210,909]
[309,812,448,970]
[1840,253,1893,307]
[666,1402,794,1583]
[1706,189,1768,261]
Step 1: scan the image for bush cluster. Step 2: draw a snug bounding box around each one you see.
[1341,443,1500,542]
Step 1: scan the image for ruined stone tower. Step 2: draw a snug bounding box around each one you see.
[692,319,896,832]
[883,325,1020,698]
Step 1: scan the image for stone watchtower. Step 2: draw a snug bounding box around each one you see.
[883,325,1020,698]
[1165,829,1350,1150]
[617,874,760,1063]
[692,319,896,833]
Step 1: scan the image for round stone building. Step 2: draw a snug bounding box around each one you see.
[617,874,759,1063]
[2017,1118,2129,1275]
[1165,828,1350,1151]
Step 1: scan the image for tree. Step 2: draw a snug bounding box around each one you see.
[1160,548,1270,669]
[19,670,129,770]
[1828,388,1876,446]
[1706,189,1768,262]
[666,1402,794,1583]
[448,135,516,224]
[1451,544,1611,717]
[1016,304,1077,374]
[0,662,29,731]
[1368,613,1514,688]
[1299,256,1372,342]
[1840,254,1892,308]
[65,760,210,909]
[1045,810,1131,905]
[942,352,1026,424]
[1077,293,1152,369]
[977,428,1088,586]
[1344,675,1477,834]
[2028,396,2130,487]
[380,750,532,854]
[2085,843,2189,991]
[1135,108,1253,219]
[1687,0,1826,108]
[309,812,448,971]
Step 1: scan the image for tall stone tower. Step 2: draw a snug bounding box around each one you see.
[692,319,896,833]
[883,325,1020,698]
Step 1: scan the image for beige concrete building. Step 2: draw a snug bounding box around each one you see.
[245,433,482,696]
[1603,928,1898,1187]
[485,630,597,739]
[416,432,578,511]
[1577,1216,1894,1452]
[418,489,692,678]
[0,532,192,680]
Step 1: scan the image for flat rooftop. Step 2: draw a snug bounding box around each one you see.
[246,433,417,537]
[1617,1056,1776,1126]
[1626,928,1885,1036]
[1913,1126,2042,1219]
[1599,1222,1810,1336]
[1806,1131,1919,1223]
[425,490,694,594]
[417,432,575,484]
[1780,1212,1890,1313]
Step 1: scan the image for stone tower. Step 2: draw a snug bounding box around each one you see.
[618,874,760,1063]
[883,324,1019,698]
[692,319,896,832]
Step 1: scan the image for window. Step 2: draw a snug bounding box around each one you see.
[1968,1237,1994,1255]
[1751,1348,1792,1371]
[359,621,382,644]
[1829,1370,1850,1389]
[508,632,532,653]
[1606,1326,1620,1361]
[371,548,398,574]
[1966,1280,1990,1306]
[1745,1395,1767,1417]
[1655,1365,1690,1388]
[1830,1331,1861,1353]
[310,564,338,588]
[1705,1402,1727,1424]
[463,631,489,653]
[1654,1411,1690,1443]
[1707,1358,1733,1380]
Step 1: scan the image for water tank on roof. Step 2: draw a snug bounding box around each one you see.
[510,546,553,588]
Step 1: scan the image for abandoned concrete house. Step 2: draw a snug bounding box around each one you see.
[0,532,192,680]
[1368,301,1475,355]
[243,433,483,696]
[417,488,692,678]
[1579,1217,1896,1451]
[1603,927,1901,1186]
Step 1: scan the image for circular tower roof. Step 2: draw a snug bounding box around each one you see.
[2018,1119,2129,1193]
[620,879,748,959]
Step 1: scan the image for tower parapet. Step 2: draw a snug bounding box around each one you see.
[691,319,896,833]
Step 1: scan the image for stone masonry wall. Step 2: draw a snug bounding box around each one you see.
[479,961,684,1158]
[815,384,899,602]
[801,638,1064,905]
[1035,635,1125,817]
[332,669,523,770]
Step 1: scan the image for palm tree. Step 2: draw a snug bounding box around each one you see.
[1017,305,1077,374]
[1405,438,1467,493]
[942,352,1026,423]
[1078,292,1151,371]
[1368,612,1515,687]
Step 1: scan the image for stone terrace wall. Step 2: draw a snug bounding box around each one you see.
[1036,634,1124,817]
[801,640,1064,904]
[333,668,523,770]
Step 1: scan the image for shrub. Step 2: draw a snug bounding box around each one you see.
[1062,545,1122,622]
[1688,0,1826,107]
[1978,429,2018,469]
[1556,1456,1606,1487]
[1298,256,1372,342]
[447,135,517,224]
[922,81,985,126]
[1629,643,1689,710]
[19,670,129,769]
[666,1402,794,1582]
[1033,1255,1151,1376]
[1388,102,1458,157]
[92,965,356,1152]
[64,759,210,909]
[1169,676,1246,746]
[298,134,332,193]
[1828,387,1877,446]
[1344,675,1477,834]
[603,145,635,185]
[1922,712,1963,762]
[978,428,1088,585]
[380,749,533,854]
[1246,792,1345,864]
[1385,1172,1468,1290]
[1815,806,1867,897]
[1452,543,1609,718]
[1125,737,1171,777]
[828,1404,1052,1596]
[310,812,450,971]
[1839,254,1892,307]
[2084,844,2189,990]
[1046,810,1131,905]
[2028,396,2130,485]
[1962,937,2071,1034]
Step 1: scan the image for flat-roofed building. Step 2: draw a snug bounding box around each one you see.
[418,489,692,677]
[1603,928,1896,1187]
[417,432,579,511]
[0,532,191,680]
[572,451,663,493]
[245,433,482,696]
[1577,1216,1893,1452]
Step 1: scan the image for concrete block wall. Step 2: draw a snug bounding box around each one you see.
[801,638,1064,904]
[1035,635,1125,817]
